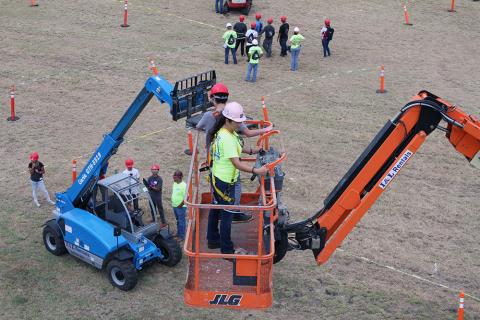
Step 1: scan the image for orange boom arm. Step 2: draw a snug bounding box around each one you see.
[277,91,480,265]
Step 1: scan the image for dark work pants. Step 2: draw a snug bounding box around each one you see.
[235,38,245,56]
[280,38,288,56]
[263,38,273,57]
[322,39,331,57]
[207,176,235,254]
[151,194,166,224]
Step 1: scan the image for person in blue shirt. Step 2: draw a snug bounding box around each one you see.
[255,13,263,43]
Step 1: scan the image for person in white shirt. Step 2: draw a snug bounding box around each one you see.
[123,158,140,210]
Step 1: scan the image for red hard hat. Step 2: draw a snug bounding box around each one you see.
[325,19,331,26]
[255,13,262,19]
[239,15,245,22]
[30,152,39,161]
[280,16,287,22]
[151,164,160,170]
[250,22,256,28]
[125,158,134,168]
[267,17,273,24]
[210,83,229,96]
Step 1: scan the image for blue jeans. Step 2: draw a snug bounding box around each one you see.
[234,178,241,205]
[263,38,273,57]
[280,38,288,56]
[290,47,301,71]
[225,47,237,64]
[173,207,186,239]
[322,39,331,57]
[246,63,259,82]
[207,175,235,253]
[215,0,223,13]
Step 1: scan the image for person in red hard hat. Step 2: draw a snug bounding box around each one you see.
[277,16,289,56]
[321,19,334,57]
[206,102,269,255]
[260,17,275,57]
[28,152,55,207]
[254,13,264,43]
[123,158,140,210]
[147,163,167,226]
[245,22,258,62]
[234,15,248,57]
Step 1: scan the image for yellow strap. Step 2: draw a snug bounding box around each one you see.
[211,174,233,203]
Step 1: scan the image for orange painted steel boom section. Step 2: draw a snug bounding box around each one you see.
[314,91,480,265]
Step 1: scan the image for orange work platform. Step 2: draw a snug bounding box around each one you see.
[183,122,285,309]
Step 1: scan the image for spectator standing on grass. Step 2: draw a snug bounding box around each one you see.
[223,23,238,64]
[147,164,167,226]
[234,15,248,57]
[245,22,258,62]
[246,39,263,82]
[123,158,140,210]
[260,17,275,57]
[277,16,289,57]
[28,152,55,207]
[289,27,305,71]
[321,19,334,57]
[171,170,187,241]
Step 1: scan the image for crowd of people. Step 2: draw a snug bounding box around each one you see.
[222,13,334,77]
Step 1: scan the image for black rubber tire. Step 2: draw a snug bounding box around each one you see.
[154,236,182,267]
[106,259,138,291]
[42,225,67,256]
[223,2,229,13]
[273,229,288,264]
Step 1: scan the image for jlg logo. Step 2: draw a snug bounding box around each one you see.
[208,294,242,306]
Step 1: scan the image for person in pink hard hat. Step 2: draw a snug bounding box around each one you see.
[206,102,268,255]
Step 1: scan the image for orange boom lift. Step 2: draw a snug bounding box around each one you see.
[183,91,480,309]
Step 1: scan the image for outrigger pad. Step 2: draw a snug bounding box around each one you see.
[171,70,216,121]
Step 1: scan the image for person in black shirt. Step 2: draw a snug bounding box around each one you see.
[28,152,55,207]
[234,15,247,57]
[277,16,289,57]
[261,17,275,57]
[147,164,167,226]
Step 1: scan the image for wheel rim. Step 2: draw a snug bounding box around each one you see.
[111,267,126,286]
[45,232,57,251]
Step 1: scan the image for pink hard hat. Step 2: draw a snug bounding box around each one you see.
[222,102,247,123]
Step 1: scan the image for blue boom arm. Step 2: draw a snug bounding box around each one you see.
[55,72,215,212]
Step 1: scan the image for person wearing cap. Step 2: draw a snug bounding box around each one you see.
[321,19,333,57]
[277,16,289,57]
[246,39,263,82]
[289,27,305,71]
[260,17,275,57]
[254,13,264,43]
[245,22,258,62]
[206,102,269,254]
[223,23,238,64]
[147,163,167,226]
[28,152,55,207]
[171,170,187,240]
[122,158,140,210]
[234,15,248,57]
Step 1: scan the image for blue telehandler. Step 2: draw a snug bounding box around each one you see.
[42,70,216,290]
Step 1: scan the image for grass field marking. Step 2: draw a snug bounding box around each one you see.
[337,248,480,303]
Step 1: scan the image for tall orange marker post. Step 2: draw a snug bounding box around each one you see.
[7,85,19,122]
[457,291,465,320]
[30,0,39,7]
[72,159,77,183]
[448,0,456,12]
[376,65,387,94]
[404,5,413,26]
[121,0,130,27]
[184,130,193,155]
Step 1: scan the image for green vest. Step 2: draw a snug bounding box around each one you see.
[248,46,263,64]
[223,30,237,49]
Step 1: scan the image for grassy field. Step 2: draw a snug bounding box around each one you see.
[1,0,480,319]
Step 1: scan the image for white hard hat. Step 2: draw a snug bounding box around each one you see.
[252,39,258,45]
[223,102,247,123]
[226,23,232,28]
[293,26,300,32]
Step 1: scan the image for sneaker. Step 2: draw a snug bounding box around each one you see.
[34,201,40,208]
[224,248,248,262]
[48,200,56,205]
[232,212,253,222]
[207,241,221,249]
